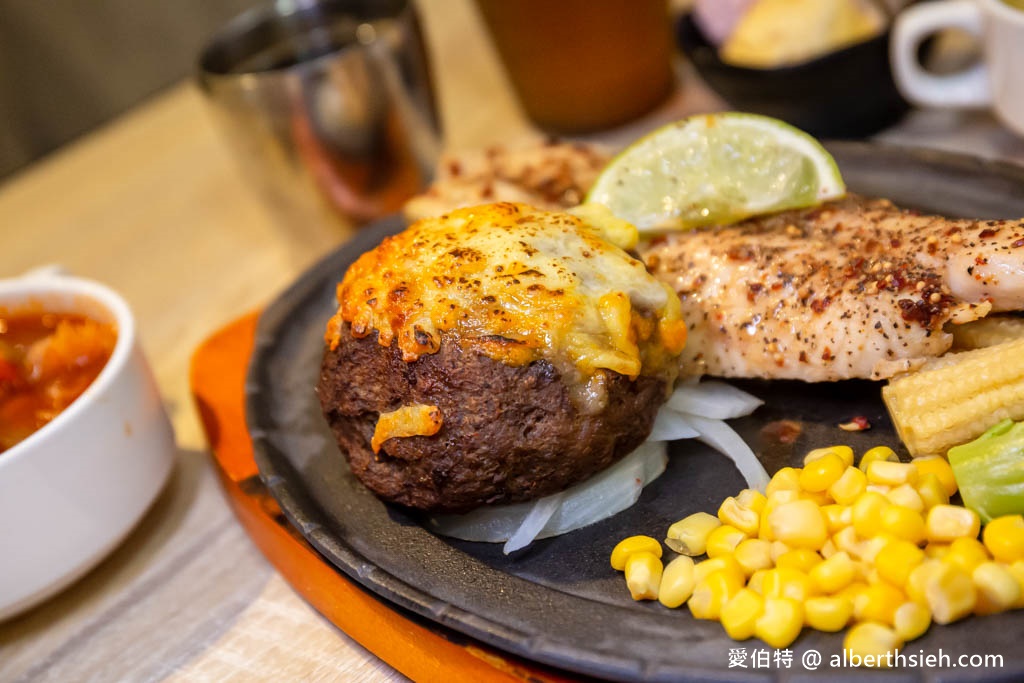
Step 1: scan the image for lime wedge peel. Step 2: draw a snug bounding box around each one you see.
[586,113,846,233]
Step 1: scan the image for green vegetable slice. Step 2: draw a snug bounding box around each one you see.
[948,419,1024,523]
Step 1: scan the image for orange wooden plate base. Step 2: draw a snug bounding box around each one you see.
[189,314,577,683]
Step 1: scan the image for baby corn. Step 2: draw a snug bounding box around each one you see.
[951,314,1024,350]
[882,337,1024,456]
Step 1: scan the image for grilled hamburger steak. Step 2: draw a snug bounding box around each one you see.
[318,202,687,513]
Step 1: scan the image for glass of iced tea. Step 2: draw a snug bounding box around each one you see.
[475,0,675,134]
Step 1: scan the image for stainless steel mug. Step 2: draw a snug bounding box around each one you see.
[198,0,441,235]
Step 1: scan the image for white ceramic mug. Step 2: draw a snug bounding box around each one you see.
[891,0,1024,135]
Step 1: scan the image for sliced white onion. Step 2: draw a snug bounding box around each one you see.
[666,380,764,420]
[429,441,668,552]
[648,407,701,441]
[427,500,532,543]
[678,412,770,492]
[503,493,563,554]
[538,440,667,540]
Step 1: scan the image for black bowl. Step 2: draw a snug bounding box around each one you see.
[677,12,911,138]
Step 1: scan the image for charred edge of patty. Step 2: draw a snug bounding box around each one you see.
[317,324,667,513]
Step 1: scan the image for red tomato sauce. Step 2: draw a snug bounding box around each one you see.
[0,311,117,454]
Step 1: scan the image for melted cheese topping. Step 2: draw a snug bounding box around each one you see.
[371,404,442,453]
[326,202,686,409]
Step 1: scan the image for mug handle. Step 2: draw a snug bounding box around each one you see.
[890,0,991,108]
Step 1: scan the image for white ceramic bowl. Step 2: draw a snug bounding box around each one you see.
[0,270,176,620]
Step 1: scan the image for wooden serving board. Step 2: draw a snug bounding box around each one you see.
[189,314,576,683]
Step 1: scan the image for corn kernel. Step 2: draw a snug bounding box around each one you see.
[875,539,925,588]
[906,559,943,605]
[810,550,857,594]
[910,455,958,497]
[766,467,802,496]
[762,567,814,602]
[859,446,898,472]
[916,473,950,510]
[759,491,801,540]
[611,535,662,571]
[893,601,931,642]
[821,538,838,558]
[800,490,833,507]
[707,524,747,558]
[866,484,891,495]
[778,540,802,565]
[721,588,764,640]
[924,543,950,559]
[718,497,759,536]
[829,467,867,506]
[734,538,773,575]
[754,598,804,649]
[926,505,981,543]
[944,537,990,574]
[688,569,742,620]
[885,483,925,512]
[776,548,823,573]
[861,534,896,564]
[804,595,853,632]
[713,567,745,599]
[835,580,869,603]
[658,555,696,608]
[973,561,1021,615]
[693,557,731,583]
[852,491,891,538]
[805,445,855,468]
[768,489,801,505]
[854,582,905,625]
[694,556,745,586]
[736,488,767,514]
[925,562,977,624]
[844,623,902,668]
[983,515,1024,563]
[769,499,828,549]
[866,460,918,487]
[1007,561,1024,608]
[748,569,769,595]
[880,505,927,545]
[821,504,852,533]
[852,559,873,582]
[833,526,866,560]
[800,453,847,492]
[666,512,720,556]
[624,551,663,600]
[758,511,773,541]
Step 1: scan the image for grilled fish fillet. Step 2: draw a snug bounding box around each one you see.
[641,195,1024,381]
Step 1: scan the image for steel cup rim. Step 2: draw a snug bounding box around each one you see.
[196,0,413,84]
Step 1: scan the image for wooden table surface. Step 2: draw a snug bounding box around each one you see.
[3,2,1024,681]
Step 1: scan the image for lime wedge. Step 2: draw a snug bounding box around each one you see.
[586,113,846,233]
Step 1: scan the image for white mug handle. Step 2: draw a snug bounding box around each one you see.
[890,0,991,108]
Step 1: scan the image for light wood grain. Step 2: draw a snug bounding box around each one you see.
[164,575,409,683]
[1,0,1023,681]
